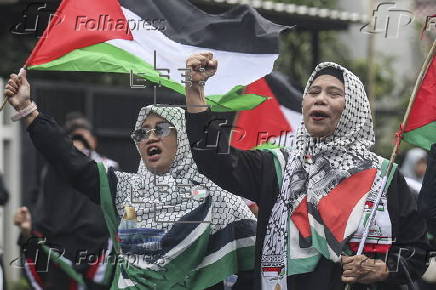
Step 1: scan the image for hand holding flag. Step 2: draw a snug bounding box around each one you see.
[4,68,31,111]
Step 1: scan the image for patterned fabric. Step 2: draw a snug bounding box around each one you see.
[108,105,256,289]
[261,62,393,289]
[115,105,255,233]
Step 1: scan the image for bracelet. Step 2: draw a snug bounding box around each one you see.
[11,101,37,122]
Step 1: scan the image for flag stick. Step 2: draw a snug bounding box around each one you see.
[380,40,435,189]
[0,97,7,112]
[1,66,28,112]
[345,40,435,290]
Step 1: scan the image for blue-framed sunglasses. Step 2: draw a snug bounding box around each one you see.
[131,122,175,142]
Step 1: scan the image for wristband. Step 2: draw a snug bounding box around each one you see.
[11,101,37,122]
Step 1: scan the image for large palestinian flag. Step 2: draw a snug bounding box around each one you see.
[403,41,436,150]
[25,0,286,111]
[231,71,303,150]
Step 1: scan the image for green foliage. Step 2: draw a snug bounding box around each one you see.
[347,57,396,99]
[275,29,351,88]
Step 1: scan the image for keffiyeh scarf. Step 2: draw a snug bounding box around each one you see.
[261,63,393,289]
[111,105,256,289]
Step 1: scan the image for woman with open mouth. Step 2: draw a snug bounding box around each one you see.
[4,70,257,289]
[184,52,428,290]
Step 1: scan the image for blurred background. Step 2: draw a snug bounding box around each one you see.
[0,0,434,288]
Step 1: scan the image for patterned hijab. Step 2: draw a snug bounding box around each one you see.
[112,106,256,288]
[261,63,388,287]
[115,105,255,234]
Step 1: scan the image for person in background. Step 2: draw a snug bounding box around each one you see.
[0,173,9,290]
[417,144,436,289]
[14,114,117,290]
[400,148,427,195]
[65,111,119,169]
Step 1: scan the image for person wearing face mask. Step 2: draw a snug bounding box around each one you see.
[417,144,436,287]
[184,53,428,290]
[4,69,256,289]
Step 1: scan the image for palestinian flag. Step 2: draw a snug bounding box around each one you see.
[97,163,257,289]
[25,0,286,111]
[285,158,396,275]
[231,71,303,150]
[403,41,436,150]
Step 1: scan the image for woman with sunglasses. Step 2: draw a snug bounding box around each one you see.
[4,69,257,289]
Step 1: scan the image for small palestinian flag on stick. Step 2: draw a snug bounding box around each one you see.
[25,0,287,111]
[402,40,436,150]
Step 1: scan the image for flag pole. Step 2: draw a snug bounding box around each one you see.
[344,40,435,290]
[383,39,435,182]
[358,39,435,254]
[0,97,7,112]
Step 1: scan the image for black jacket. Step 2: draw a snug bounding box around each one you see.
[186,109,428,290]
[26,112,252,290]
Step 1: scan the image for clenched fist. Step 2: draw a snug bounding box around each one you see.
[186,52,218,86]
[185,52,218,113]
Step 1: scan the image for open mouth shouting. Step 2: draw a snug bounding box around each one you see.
[309,110,330,121]
[146,145,163,162]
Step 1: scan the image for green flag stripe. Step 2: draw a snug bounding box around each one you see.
[27,43,266,112]
[40,244,85,285]
[115,227,253,289]
[190,246,254,289]
[403,121,436,150]
[310,228,331,260]
[28,43,185,95]
[287,255,320,276]
[97,162,120,252]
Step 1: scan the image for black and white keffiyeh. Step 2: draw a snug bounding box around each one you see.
[101,105,257,288]
[114,105,256,264]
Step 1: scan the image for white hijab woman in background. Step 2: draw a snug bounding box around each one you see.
[400,147,427,194]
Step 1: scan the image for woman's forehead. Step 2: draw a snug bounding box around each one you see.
[141,112,169,127]
[309,75,345,91]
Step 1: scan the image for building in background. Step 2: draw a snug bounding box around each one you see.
[0,77,21,283]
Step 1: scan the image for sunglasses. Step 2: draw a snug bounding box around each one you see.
[131,122,175,142]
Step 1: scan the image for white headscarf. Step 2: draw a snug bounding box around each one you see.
[400,147,427,183]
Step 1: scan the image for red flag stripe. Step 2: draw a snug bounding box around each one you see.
[26,0,133,66]
[317,168,377,242]
[290,196,311,239]
[348,242,391,254]
[231,77,292,150]
[404,56,436,132]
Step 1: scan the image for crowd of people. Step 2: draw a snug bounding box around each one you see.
[1,53,436,290]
